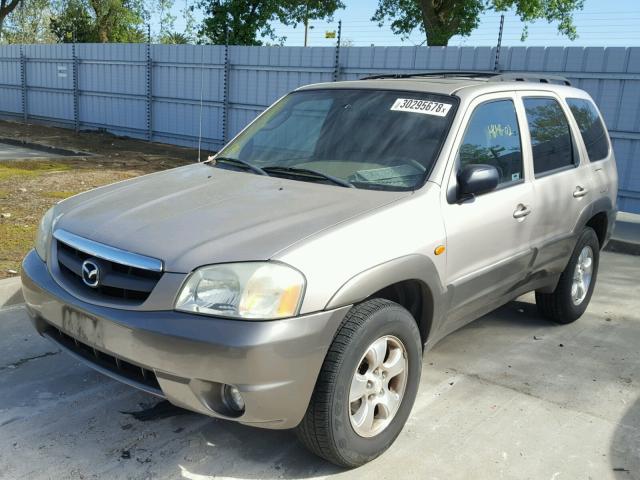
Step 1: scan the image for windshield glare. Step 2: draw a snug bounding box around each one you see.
[216,89,457,190]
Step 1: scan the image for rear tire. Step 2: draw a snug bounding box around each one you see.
[535,227,600,324]
[296,298,422,468]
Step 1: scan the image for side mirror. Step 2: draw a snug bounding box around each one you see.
[457,164,500,198]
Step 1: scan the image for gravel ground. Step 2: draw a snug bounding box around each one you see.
[0,120,196,279]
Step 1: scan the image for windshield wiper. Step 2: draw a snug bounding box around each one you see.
[262,166,354,188]
[207,156,267,176]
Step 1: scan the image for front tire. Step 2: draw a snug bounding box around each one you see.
[296,299,422,468]
[535,227,600,324]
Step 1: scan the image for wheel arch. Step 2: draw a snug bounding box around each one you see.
[573,196,616,249]
[325,255,447,346]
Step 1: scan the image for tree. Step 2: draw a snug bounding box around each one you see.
[156,0,175,39]
[0,0,22,40]
[197,0,344,46]
[160,31,190,43]
[282,0,345,47]
[50,0,98,42]
[88,0,145,42]
[2,0,56,43]
[50,0,146,42]
[372,0,585,46]
[181,0,196,40]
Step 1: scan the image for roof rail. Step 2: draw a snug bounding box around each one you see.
[488,73,571,86]
[360,71,499,80]
[360,70,572,86]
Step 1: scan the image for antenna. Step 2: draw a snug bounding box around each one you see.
[494,14,505,71]
[197,44,205,162]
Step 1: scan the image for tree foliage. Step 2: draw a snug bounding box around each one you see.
[88,0,146,42]
[160,30,190,43]
[372,0,585,46]
[2,0,56,43]
[197,0,344,45]
[50,0,98,42]
[154,0,175,39]
[0,0,23,40]
[49,0,146,42]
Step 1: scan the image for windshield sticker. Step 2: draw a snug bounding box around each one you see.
[390,98,452,117]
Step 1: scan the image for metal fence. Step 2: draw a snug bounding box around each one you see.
[0,44,638,213]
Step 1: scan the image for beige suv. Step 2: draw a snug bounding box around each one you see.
[22,72,617,467]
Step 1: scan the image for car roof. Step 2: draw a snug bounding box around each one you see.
[295,73,588,100]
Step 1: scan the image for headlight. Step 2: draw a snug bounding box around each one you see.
[35,207,56,261]
[175,262,305,320]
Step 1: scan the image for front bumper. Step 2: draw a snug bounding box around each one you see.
[21,250,350,429]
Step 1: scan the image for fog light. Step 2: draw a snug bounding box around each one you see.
[222,384,245,413]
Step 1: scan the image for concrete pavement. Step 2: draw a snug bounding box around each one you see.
[608,212,640,256]
[0,251,638,479]
[0,139,80,161]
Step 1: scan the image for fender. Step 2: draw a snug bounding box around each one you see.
[325,254,450,344]
[572,195,615,245]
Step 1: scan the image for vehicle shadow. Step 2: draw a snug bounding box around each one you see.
[610,396,640,480]
[185,420,344,478]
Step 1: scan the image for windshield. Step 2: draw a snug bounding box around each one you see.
[214,89,457,190]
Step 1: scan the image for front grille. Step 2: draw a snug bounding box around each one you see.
[56,240,162,303]
[46,325,162,393]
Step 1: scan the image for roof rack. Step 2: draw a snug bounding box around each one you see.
[360,70,572,86]
[360,71,498,80]
[489,73,571,86]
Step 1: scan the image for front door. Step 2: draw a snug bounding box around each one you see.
[440,94,536,332]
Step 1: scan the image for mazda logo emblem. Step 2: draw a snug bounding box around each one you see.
[81,259,100,288]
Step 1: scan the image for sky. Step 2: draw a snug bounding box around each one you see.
[170,0,640,47]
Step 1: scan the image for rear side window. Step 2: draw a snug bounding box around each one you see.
[566,98,609,161]
[523,97,575,176]
[458,99,524,186]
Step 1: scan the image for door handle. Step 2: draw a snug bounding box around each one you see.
[573,186,588,198]
[513,204,532,219]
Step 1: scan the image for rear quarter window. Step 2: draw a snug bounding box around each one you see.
[566,98,609,162]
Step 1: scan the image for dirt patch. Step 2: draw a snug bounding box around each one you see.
[0,120,201,279]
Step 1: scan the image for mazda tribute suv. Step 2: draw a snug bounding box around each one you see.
[21,71,618,467]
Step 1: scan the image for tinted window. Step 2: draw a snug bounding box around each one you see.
[523,97,575,175]
[567,98,609,161]
[219,90,457,191]
[459,100,523,186]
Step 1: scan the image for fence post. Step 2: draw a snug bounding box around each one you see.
[19,46,27,124]
[333,20,342,82]
[222,32,230,145]
[146,25,153,141]
[72,43,80,132]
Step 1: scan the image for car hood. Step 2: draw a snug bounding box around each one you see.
[55,163,410,273]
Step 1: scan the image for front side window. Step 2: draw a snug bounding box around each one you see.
[458,99,524,186]
[215,89,457,191]
[566,98,609,162]
[523,97,575,175]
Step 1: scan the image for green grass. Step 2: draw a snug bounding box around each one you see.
[46,190,78,199]
[0,161,72,181]
[0,219,35,275]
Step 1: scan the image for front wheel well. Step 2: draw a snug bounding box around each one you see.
[368,279,433,346]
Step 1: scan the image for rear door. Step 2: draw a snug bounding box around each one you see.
[516,91,596,276]
[565,96,617,200]
[440,92,536,330]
